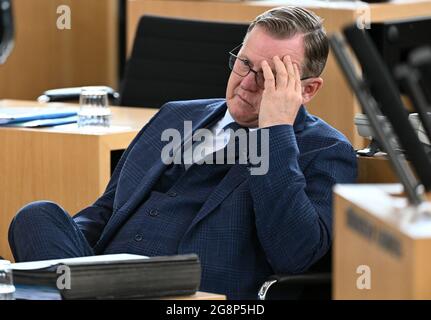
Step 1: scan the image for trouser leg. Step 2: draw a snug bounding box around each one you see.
[8,201,94,262]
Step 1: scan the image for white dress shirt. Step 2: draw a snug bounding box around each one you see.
[182,109,256,168]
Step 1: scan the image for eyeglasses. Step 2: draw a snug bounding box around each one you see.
[228,44,313,89]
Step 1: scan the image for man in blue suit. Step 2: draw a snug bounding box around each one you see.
[9,6,357,299]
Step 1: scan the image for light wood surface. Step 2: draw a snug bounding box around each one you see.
[0,100,158,261]
[0,0,118,100]
[334,184,431,299]
[126,0,431,149]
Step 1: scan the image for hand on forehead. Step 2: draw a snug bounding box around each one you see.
[240,29,305,73]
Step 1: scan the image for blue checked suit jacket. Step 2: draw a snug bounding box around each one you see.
[74,99,357,299]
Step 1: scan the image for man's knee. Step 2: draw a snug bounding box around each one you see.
[9,201,66,235]
[8,201,81,262]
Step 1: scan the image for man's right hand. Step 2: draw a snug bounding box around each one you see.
[258,55,303,128]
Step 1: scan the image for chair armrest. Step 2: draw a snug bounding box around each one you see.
[37,86,120,104]
[258,272,331,300]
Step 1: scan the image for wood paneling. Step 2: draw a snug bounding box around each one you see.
[0,0,118,100]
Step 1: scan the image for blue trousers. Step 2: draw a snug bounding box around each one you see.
[8,201,94,262]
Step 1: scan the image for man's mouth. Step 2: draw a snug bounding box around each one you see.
[236,94,253,108]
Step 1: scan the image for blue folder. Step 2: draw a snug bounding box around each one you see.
[0,107,78,127]
[2,115,78,128]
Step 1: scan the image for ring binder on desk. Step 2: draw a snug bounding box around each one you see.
[12,253,201,300]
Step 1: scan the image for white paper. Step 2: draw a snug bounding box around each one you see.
[11,254,148,271]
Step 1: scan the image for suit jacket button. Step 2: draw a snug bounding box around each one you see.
[149,209,159,217]
[134,234,143,242]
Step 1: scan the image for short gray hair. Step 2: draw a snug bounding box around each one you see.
[247,6,329,78]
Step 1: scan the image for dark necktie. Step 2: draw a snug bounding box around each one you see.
[210,121,249,164]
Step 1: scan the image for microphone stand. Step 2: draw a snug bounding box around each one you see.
[330,33,425,206]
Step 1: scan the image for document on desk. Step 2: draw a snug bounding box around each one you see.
[11,253,148,270]
[0,107,78,125]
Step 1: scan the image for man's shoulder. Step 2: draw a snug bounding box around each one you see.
[159,98,226,116]
[298,111,357,180]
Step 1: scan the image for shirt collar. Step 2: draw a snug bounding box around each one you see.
[216,108,258,134]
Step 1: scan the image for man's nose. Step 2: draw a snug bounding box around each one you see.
[240,72,259,91]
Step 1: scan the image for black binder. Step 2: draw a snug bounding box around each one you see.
[12,253,201,300]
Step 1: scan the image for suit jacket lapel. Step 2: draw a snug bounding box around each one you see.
[114,101,227,221]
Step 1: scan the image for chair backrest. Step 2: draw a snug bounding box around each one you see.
[120,15,249,108]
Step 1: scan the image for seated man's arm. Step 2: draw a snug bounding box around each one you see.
[248,125,357,274]
[73,112,160,247]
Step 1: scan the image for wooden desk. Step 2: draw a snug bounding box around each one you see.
[334,184,431,299]
[357,155,398,184]
[0,100,158,261]
[127,0,431,149]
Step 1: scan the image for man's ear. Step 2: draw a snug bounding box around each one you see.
[302,77,323,104]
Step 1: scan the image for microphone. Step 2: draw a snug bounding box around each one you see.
[343,25,431,191]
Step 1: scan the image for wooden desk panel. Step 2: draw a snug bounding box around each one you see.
[357,156,399,184]
[334,184,431,299]
[0,100,158,261]
[126,0,431,149]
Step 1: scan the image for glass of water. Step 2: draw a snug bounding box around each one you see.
[78,87,112,127]
[0,260,15,300]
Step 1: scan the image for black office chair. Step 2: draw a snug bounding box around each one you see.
[38,15,250,108]
[258,250,332,300]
